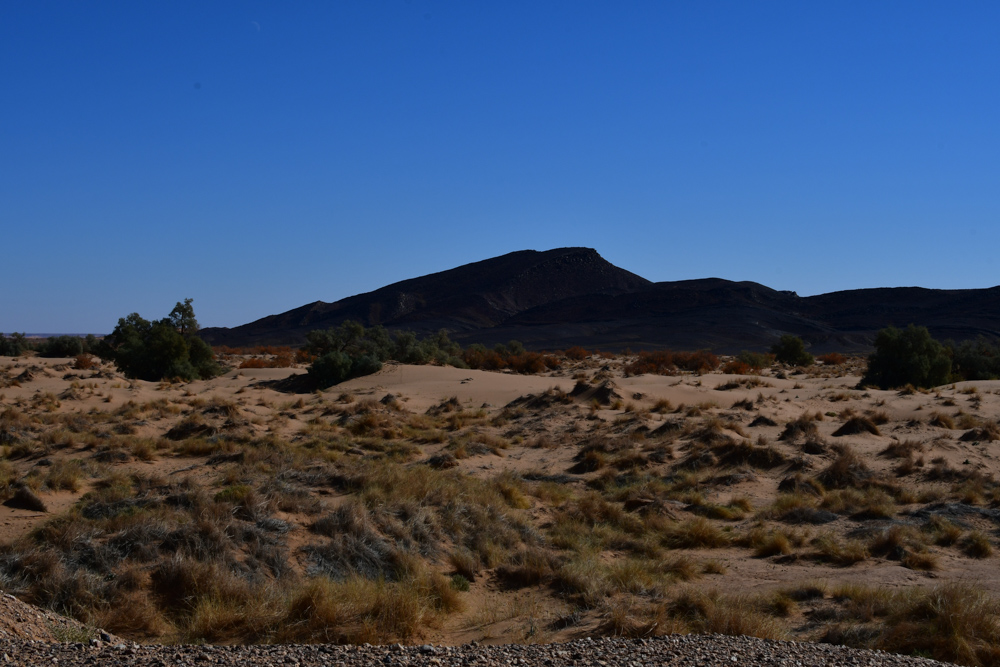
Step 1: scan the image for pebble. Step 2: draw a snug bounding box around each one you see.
[0,635,958,667]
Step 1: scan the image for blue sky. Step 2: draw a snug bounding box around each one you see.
[3,2,999,333]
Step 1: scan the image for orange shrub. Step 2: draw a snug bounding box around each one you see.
[626,349,720,375]
[818,353,846,366]
[462,348,507,371]
[238,348,294,369]
[74,354,96,370]
[564,346,591,361]
[625,351,677,375]
[674,350,720,373]
[508,352,547,375]
[722,360,752,375]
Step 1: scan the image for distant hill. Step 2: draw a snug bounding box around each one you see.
[199,248,1000,353]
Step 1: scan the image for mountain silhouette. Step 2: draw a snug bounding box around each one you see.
[199,248,1000,353]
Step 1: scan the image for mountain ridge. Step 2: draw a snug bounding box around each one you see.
[200,248,1000,353]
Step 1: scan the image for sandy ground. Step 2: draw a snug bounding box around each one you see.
[1,352,1000,652]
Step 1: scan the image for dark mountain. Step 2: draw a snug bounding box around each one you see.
[201,248,650,347]
[199,248,1000,353]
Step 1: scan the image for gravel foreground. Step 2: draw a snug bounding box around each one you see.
[0,635,956,667]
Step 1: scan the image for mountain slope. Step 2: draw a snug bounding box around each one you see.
[201,248,649,347]
[200,249,1000,352]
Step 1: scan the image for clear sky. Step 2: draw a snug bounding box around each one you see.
[3,2,999,333]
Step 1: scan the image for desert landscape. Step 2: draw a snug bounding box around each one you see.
[7,4,1000,665]
[2,343,1000,665]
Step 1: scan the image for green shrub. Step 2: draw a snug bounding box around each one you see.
[307,352,383,389]
[99,299,221,382]
[737,350,775,370]
[862,325,951,389]
[0,333,31,357]
[36,335,84,358]
[305,321,466,386]
[770,335,813,366]
[949,336,1000,381]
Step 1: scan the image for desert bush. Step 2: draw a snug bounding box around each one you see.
[666,590,787,640]
[507,352,558,374]
[743,525,794,557]
[625,350,677,375]
[821,487,896,519]
[712,437,786,469]
[962,531,994,559]
[737,350,775,370]
[949,336,1000,382]
[812,534,868,565]
[308,351,382,389]
[554,554,612,606]
[829,583,1000,667]
[0,333,30,356]
[818,352,847,366]
[496,547,557,588]
[238,347,294,369]
[862,325,951,390]
[662,518,730,549]
[625,350,719,376]
[564,346,591,361]
[306,322,464,386]
[928,412,956,429]
[100,300,221,381]
[771,335,813,366]
[779,414,820,442]
[36,335,85,358]
[882,439,923,459]
[832,416,880,437]
[73,354,97,370]
[923,515,963,546]
[722,360,752,375]
[674,350,720,373]
[816,446,874,490]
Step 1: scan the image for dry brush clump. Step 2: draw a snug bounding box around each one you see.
[825,583,1000,667]
[0,435,538,645]
[625,350,720,376]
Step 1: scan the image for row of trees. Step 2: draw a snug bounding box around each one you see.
[5,300,219,382]
[0,332,102,358]
[861,325,1000,389]
[7,300,1000,391]
[769,327,1000,389]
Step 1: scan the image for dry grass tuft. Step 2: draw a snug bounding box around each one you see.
[833,416,881,437]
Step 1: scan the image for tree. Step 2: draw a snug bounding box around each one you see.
[0,333,29,357]
[100,300,221,381]
[949,336,1000,381]
[770,335,814,366]
[861,325,951,389]
[36,335,84,358]
[168,298,199,336]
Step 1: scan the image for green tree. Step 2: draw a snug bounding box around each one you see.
[100,300,221,381]
[949,336,1000,381]
[0,333,29,357]
[770,335,814,366]
[168,298,199,336]
[862,325,951,389]
[36,335,85,358]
